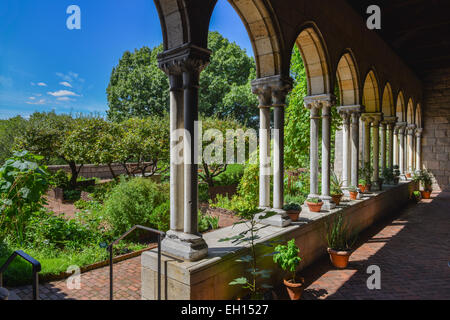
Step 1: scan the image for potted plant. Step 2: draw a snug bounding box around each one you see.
[305,197,323,213]
[419,170,433,199]
[393,165,400,184]
[405,167,412,179]
[359,163,372,191]
[412,190,422,203]
[381,167,395,185]
[358,179,367,193]
[325,213,358,269]
[348,186,358,200]
[330,171,344,206]
[283,203,302,222]
[273,239,304,300]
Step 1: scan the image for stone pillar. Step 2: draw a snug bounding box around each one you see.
[380,122,387,171]
[304,99,321,199]
[361,114,373,169]
[371,116,382,190]
[350,110,362,188]
[169,73,184,232]
[158,44,211,261]
[407,124,416,174]
[398,124,406,175]
[384,117,397,169]
[252,76,293,227]
[321,97,336,210]
[339,110,351,189]
[415,128,423,171]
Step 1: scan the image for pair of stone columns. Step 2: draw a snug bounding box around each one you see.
[304,94,337,211]
[394,122,407,175]
[360,113,383,190]
[382,117,397,170]
[406,124,417,173]
[158,44,212,261]
[338,106,364,190]
[252,76,293,227]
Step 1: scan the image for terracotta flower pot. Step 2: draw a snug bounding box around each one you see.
[331,194,343,206]
[287,210,300,222]
[358,184,367,193]
[406,173,412,179]
[306,201,323,213]
[349,191,358,200]
[421,190,431,199]
[283,278,304,300]
[327,248,352,269]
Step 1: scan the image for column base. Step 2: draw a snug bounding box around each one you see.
[320,195,336,211]
[161,230,208,262]
[256,208,291,228]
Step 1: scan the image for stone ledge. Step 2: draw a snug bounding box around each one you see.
[142,181,416,300]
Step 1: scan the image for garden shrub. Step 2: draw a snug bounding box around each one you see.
[52,169,70,189]
[147,200,170,232]
[102,177,169,236]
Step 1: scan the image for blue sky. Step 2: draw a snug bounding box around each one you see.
[0,0,253,119]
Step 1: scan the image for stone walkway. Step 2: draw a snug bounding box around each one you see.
[300,190,450,300]
[10,191,450,300]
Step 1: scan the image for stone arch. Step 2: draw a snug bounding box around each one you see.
[226,0,283,78]
[362,70,380,112]
[381,83,394,116]
[336,51,360,106]
[294,25,331,96]
[396,91,406,122]
[416,104,422,128]
[407,98,415,124]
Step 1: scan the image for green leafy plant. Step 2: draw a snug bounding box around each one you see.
[198,212,220,233]
[416,170,433,191]
[381,167,395,184]
[412,190,421,202]
[325,213,358,251]
[306,197,322,204]
[330,171,343,195]
[358,178,367,186]
[347,186,358,193]
[283,203,301,212]
[0,151,51,243]
[219,202,277,299]
[273,239,302,283]
[52,169,70,189]
[358,162,372,184]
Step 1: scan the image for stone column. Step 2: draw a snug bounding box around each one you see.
[393,125,400,167]
[360,114,373,169]
[380,122,387,171]
[338,110,351,189]
[398,123,406,175]
[252,76,293,227]
[320,96,336,210]
[158,44,211,261]
[371,115,383,190]
[415,128,423,171]
[384,117,397,169]
[304,98,321,199]
[350,110,362,188]
[169,73,184,232]
[407,124,416,174]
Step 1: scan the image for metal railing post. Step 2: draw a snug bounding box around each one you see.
[109,245,114,300]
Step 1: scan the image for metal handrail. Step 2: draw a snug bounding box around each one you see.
[108,225,165,300]
[0,250,41,300]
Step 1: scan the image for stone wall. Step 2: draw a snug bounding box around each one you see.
[422,67,450,191]
[47,163,155,180]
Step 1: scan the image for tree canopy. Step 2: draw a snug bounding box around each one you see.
[106,31,259,128]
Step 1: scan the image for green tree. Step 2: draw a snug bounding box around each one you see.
[0,116,27,164]
[106,32,258,127]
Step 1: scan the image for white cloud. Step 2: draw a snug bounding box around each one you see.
[57,97,75,102]
[37,82,47,87]
[47,90,79,97]
[28,97,36,100]
[59,81,72,88]
[26,99,46,105]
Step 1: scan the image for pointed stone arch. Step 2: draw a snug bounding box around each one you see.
[381,83,394,116]
[362,70,380,112]
[396,91,406,122]
[407,98,415,124]
[336,51,360,106]
[416,103,422,128]
[295,26,331,95]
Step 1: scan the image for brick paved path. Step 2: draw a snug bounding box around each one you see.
[300,190,450,300]
[10,191,450,300]
[10,256,141,300]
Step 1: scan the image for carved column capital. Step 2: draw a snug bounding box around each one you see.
[415,128,423,137]
[304,93,337,110]
[158,43,212,76]
[406,124,417,135]
[251,75,293,108]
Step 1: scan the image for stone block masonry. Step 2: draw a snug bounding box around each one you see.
[422,67,450,190]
